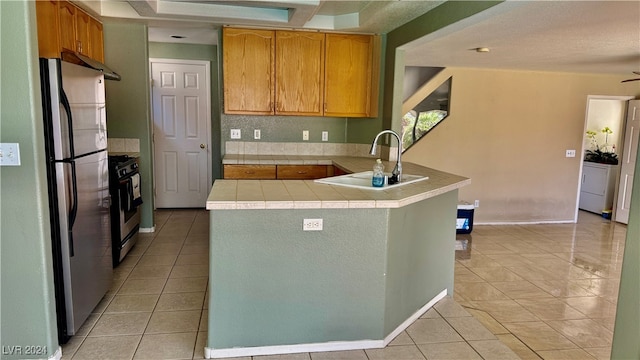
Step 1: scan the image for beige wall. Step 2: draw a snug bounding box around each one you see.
[402,67,640,223]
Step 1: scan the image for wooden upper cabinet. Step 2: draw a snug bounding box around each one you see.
[275,31,325,116]
[36,0,104,62]
[324,34,375,118]
[75,9,91,56]
[223,28,275,115]
[58,0,76,53]
[89,17,104,62]
[35,0,61,58]
[222,28,379,118]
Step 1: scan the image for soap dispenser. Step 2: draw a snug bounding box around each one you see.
[372,159,385,187]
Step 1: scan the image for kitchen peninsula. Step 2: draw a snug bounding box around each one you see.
[205,156,470,359]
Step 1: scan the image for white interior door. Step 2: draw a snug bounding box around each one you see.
[615,100,640,224]
[151,59,211,208]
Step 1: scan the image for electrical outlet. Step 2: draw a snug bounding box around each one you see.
[322,131,329,141]
[566,149,576,157]
[303,130,309,141]
[0,143,21,166]
[474,200,480,208]
[254,129,261,140]
[303,218,323,231]
[230,129,241,139]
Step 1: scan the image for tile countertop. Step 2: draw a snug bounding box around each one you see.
[207,156,471,210]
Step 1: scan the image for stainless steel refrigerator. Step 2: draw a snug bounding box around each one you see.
[40,58,113,343]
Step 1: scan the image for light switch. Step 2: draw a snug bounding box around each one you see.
[230,129,241,139]
[303,130,309,141]
[566,149,576,158]
[0,143,21,166]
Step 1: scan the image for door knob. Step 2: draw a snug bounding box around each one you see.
[200,144,206,149]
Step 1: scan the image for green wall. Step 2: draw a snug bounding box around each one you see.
[208,191,458,350]
[209,208,388,347]
[148,42,223,179]
[221,114,349,145]
[0,1,59,358]
[384,190,457,335]
[611,136,640,358]
[103,23,155,228]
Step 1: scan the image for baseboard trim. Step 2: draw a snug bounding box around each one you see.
[49,347,62,360]
[475,219,575,226]
[206,339,384,359]
[204,289,447,359]
[139,226,155,233]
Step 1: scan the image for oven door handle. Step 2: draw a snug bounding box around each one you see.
[118,171,139,183]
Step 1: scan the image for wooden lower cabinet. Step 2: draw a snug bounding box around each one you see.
[223,165,276,179]
[224,165,330,180]
[333,166,349,176]
[276,165,329,180]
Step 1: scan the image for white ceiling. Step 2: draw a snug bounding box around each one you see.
[93,0,640,77]
[401,1,640,76]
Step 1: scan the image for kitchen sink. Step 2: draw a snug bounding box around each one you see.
[314,171,428,190]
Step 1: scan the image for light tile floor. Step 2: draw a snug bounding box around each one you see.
[62,209,625,360]
[454,210,626,360]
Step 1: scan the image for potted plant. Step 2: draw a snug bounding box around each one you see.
[584,127,619,165]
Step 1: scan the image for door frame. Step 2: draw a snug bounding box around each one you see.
[149,58,212,208]
[574,95,634,222]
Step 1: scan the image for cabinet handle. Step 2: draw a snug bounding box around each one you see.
[582,174,586,184]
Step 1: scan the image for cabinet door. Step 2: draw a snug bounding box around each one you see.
[35,0,61,58]
[223,165,277,179]
[275,31,325,116]
[324,34,373,117]
[223,28,275,115]
[89,17,104,62]
[75,9,90,56]
[277,165,328,180]
[58,0,76,53]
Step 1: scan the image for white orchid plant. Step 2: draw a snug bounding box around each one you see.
[585,127,618,164]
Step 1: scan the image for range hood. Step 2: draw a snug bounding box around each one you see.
[61,51,121,81]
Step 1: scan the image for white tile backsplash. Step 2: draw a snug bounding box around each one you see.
[108,138,140,153]
[108,138,125,152]
[243,142,258,155]
[125,138,140,152]
[224,141,378,158]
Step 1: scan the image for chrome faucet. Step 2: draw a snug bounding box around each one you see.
[369,130,402,184]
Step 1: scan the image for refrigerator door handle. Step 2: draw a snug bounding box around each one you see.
[68,160,78,257]
[103,194,112,209]
[60,88,76,159]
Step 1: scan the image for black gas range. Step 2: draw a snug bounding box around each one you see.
[108,155,142,267]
